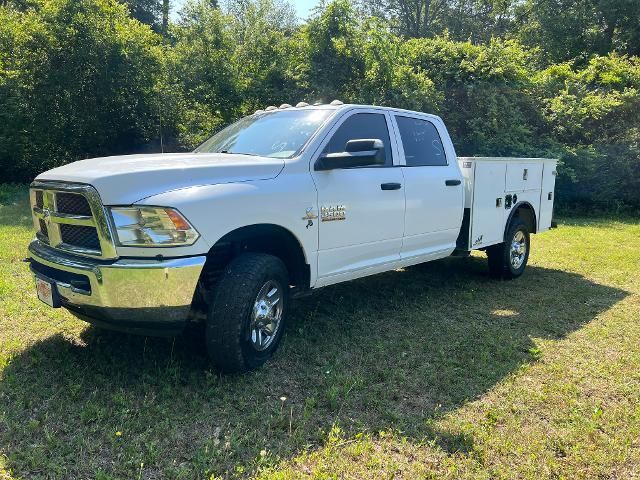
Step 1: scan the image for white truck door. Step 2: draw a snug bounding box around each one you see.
[393,114,464,259]
[311,111,405,280]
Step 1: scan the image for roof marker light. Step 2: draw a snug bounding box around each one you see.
[265,106,277,111]
[279,103,292,109]
[330,99,344,105]
[296,102,310,107]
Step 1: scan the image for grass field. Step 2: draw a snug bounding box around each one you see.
[0,184,639,479]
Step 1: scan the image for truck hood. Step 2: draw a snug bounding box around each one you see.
[36,153,285,205]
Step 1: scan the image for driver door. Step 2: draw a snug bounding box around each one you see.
[311,110,405,285]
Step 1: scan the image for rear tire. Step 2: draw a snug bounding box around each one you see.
[487,218,530,279]
[205,253,289,372]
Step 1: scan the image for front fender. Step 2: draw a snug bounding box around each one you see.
[131,173,318,273]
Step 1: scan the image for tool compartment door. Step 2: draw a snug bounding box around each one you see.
[470,161,507,248]
[506,162,542,192]
[538,160,557,231]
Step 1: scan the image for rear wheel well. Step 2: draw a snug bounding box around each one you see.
[507,203,536,238]
[190,225,309,321]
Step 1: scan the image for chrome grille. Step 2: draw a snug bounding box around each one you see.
[29,182,117,259]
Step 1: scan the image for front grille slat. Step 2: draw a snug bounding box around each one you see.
[38,219,48,237]
[60,224,101,251]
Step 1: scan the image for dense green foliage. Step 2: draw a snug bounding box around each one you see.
[0,0,163,179]
[0,0,639,210]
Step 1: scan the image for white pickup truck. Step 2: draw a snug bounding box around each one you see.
[28,102,557,371]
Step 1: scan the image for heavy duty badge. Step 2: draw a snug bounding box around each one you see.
[321,205,346,221]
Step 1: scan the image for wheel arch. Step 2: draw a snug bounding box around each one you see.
[202,223,310,290]
[504,201,537,241]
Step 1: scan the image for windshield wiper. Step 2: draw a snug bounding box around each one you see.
[210,149,262,157]
[219,151,261,157]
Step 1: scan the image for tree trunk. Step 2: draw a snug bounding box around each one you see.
[162,0,169,35]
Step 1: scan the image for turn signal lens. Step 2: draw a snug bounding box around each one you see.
[165,209,191,231]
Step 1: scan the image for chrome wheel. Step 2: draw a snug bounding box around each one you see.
[510,230,527,269]
[249,280,284,351]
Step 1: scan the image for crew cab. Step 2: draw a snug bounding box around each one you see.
[28,102,557,371]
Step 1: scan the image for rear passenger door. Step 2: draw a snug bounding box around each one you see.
[393,114,464,260]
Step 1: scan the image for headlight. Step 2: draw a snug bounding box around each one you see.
[109,207,200,247]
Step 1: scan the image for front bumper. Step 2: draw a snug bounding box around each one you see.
[28,240,206,334]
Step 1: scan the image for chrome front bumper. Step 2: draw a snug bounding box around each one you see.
[28,240,206,333]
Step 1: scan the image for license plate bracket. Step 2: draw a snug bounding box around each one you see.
[35,276,61,308]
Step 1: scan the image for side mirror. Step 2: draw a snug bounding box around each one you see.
[315,138,385,171]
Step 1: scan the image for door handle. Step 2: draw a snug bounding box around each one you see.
[381,182,402,190]
[445,179,461,186]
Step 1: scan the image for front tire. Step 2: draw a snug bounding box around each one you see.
[487,218,530,279]
[206,253,289,372]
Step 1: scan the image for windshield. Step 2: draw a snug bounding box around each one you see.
[194,109,333,158]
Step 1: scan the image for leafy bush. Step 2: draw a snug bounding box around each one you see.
[0,0,163,181]
[535,55,640,210]
[402,37,543,157]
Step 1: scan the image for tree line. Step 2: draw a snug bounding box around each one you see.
[1,0,639,211]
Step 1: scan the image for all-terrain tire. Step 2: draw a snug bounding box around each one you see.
[206,253,289,372]
[486,218,530,279]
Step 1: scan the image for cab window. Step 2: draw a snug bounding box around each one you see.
[323,113,393,166]
[395,116,447,166]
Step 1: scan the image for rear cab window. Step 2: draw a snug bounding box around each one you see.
[395,116,447,166]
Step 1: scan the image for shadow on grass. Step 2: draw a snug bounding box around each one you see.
[0,256,628,478]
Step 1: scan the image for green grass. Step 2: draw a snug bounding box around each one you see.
[1,184,639,479]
